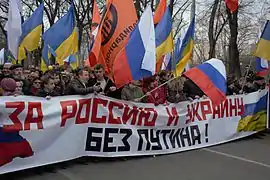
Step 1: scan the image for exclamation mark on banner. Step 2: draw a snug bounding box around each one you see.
[205,124,208,143]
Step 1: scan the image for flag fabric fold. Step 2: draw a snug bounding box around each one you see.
[0,127,34,167]
[161,53,171,71]
[155,7,173,62]
[174,16,195,76]
[166,37,181,71]
[254,20,270,61]
[86,1,111,68]
[5,0,22,59]
[87,0,138,75]
[0,49,4,65]
[184,58,227,106]
[88,0,101,53]
[18,3,44,62]
[41,3,78,71]
[153,0,166,25]
[256,57,269,77]
[113,6,156,88]
[91,0,101,32]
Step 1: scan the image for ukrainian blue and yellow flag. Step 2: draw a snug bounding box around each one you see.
[254,20,270,61]
[174,14,195,76]
[41,3,78,71]
[174,18,195,76]
[155,7,173,62]
[18,3,44,63]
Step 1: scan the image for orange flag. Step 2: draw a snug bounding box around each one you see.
[86,0,101,65]
[153,0,167,25]
[91,0,101,32]
[87,0,138,75]
[87,1,111,68]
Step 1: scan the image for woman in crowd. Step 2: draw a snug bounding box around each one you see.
[0,78,17,96]
[14,79,24,96]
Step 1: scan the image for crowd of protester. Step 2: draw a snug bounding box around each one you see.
[0,62,268,105]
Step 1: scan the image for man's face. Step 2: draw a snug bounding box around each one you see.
[13,67,23,77]
[3,64,11,75]
[23,70,31,78]
[44,79,55,91]
[79,70,90,82]
[94,68,104,80]
[33,79,41,89]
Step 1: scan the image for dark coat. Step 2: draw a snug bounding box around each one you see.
[183,78,205,99]
[91,76,121,99]
[36,89,59,97]
[67,78,96,95]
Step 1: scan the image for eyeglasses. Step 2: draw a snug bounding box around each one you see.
[34,82,41,84]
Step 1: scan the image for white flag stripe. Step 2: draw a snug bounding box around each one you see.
[139,6,156,75]
[5,0,22,59]
[185,62,190,71]
[161,53,171,70]
[16,0,23,13]
[0,49,4,65]
[206,58,227,80]
[260,58,269,69]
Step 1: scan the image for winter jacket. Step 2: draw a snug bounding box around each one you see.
[121,85,144,101]
[91,76,121,99]
[67,78,96,95]
[167,90,186,103]
[36,89,60,98]
[183,78,204,99]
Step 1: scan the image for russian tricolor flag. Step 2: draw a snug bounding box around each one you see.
[113,6,156,88]
[0,127,34,166]
[256,57,269,77]
[184,58,227,106]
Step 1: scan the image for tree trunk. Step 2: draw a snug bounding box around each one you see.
[134,0,141,18]
[227,9,241,77]
[150,0,155,11]
[208,0,219,59]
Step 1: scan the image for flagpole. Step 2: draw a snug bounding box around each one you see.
[169,0,176,76]
[190,0,195,65]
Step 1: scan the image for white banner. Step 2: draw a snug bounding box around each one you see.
[0,89,268,174]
